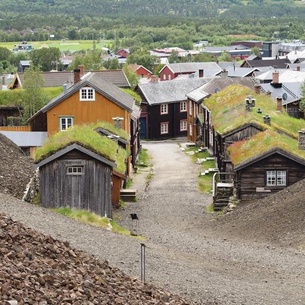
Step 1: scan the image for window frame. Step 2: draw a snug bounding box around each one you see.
[189,101,193,116]
[66,166,84,176]
[180,120,187,131]
[160,103,168,115]
[180,101,187,112]
[80,87,95,101]
[266,170,287,187]
[160,122,169,135]
[59,116,74,131]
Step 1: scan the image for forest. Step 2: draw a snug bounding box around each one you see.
[0,0,304,46]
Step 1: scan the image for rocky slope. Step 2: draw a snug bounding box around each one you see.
[0,134,35,200]
[0,212,191,305]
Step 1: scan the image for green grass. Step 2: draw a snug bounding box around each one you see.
[52,206,145,239]
[184,146,215,193]
[1,40,112,53]
[35,122,128,174]
[136,148,152,167]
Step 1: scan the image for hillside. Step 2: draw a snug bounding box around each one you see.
[0,0,303,25]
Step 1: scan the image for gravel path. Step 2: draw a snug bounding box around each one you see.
[1,140,305,305]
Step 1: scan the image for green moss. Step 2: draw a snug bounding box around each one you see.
[228,129,305,166]
[35,121,128,174]
[204,84,304,139]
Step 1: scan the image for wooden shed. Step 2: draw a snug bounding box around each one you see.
[36,143,116,218]
[233,148,305,201]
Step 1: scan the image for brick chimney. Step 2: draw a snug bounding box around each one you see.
[78,64,85,76]
[276,97,282,112]
[272,71,279,84]
[74,68,81,84]
[254,84,261,94]
[298,129,305,150]
[199,69,204,78]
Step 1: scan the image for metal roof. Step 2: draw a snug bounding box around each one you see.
[0,131,47,147]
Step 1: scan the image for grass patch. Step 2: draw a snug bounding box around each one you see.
[198,173,214,193]
[206,203,215,213]
[184,146,215,193]
[136,148,152,168]
[52,206,145,239]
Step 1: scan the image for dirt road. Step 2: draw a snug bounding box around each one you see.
[118,140,305,305]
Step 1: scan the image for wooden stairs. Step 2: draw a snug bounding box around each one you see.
[212,173,235,211]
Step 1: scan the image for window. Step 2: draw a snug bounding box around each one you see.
[189,101,193,116]
[80,87,95,101]
[160,104,168,114]
[60,117,74,131]
[189,124,193,136]
[66,166,84,175]
[180,120,187,131]
[266,170,286,186]
[160,122,169,134]
[180,101,187,112]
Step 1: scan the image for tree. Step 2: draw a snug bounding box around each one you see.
[123,64,140,90]
[126,50,159,72]
[0,47,11,62]
[299,80,305,116]
[251,46,261,57]
[30,47,61,71]
[22,67,45,121]
[69,49,102,71]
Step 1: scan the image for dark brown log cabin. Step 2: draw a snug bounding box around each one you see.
[234,148,305,201]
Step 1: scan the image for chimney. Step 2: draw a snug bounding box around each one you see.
[276,97,282,112]
[150,75,159,83]
[199,69,204,78]
[254,84,261,94]
[78,64,85,76]
[263,115,271,125]
[245,96,255,111]
[298,129,305,150]
[221,69,228,78]
[272,71,279,84]
[74,68,81,84]
[63,83,67,94]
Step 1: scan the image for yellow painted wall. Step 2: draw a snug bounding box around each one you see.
[46,90,131,136]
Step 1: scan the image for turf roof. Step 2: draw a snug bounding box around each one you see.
[227,129,305,167]
[203,84,305,139]
[35,121,128,174]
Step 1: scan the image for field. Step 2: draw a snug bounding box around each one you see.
[0,40,112,53]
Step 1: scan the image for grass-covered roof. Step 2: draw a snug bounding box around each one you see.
[203,84,305,139]
[227,129,305,167]
[35,121,129,174]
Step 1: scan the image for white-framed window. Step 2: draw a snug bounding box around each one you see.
[66,166,84,175]
[160,122,169,134]
[266,170,287,186]
[189,101,193,116]
[180,120,187,131]
[189,124,193,136]
[160,103,168,114]
[80,87,95,101]
[180,101,187,112]
[60,117,74,131]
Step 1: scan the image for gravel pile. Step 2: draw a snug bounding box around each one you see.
[0,212,192,305]
[0,134,35,199]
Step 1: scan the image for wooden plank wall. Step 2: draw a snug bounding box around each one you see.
[39,154,113,218]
